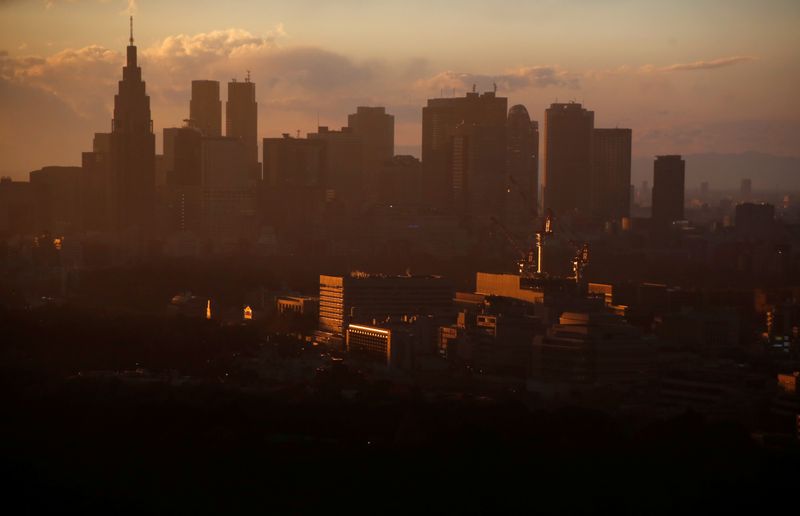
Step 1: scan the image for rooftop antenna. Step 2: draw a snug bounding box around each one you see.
[493,81,497,93]
[245,70,251,83]
[129,16,134,45]
[296,129,300,138]
[472,83,476,93]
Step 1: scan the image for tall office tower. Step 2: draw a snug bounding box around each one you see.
[422,90,507,220]
[652,155,685,225]
[506,105,539,226]
[109,18,156,233]
[81,133,112,230]
[163,127,203,233]
[226,78,258,177]
[543,102,594,217]
[308,126,363,207]
[347,106,394,170]
[190,80,221,137]
[592,128,632,221]
[201,136,257,244]
[263,134,326,188]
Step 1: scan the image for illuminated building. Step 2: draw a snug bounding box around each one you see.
[277,296,318,315]
[206,299,211,320]
[190,80,221,137]
[475,272,543,304]
[543,102,594,217]
[652,155,685,225]
[592,128,632,222]
[318,273,453,338]
[109,17,156,233]
[243,305,253,320]
[226,77,259,179]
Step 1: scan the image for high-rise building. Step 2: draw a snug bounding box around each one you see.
[422,91,507,213]
[506,105,539,225]
[652,155,685,225]
[543,102,594,217]
[81,133,112,230]
[307,126,363,207]
[347,106,394,171]
[190,80,221,137]
[226,78,258,177]
[109,18,155,233]
[163,127,203,233]
[201,136,257,244]
[29,166,84,232]
[263,134,326,188]
[592,128,632,221]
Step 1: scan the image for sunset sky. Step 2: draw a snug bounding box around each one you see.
[1,0,798,179]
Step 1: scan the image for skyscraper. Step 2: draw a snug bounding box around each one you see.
[543,102,594,217]
[163,126,202,233]
[190,80,221,137]
[506,104,539,225]
[226,78,258,177]
[347,106,394,171]
[421,90,507,220]
[652,155,685,225]
[592,128,632,221]
[109,17,155,233]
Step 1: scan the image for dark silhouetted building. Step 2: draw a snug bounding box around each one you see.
[226,78,258,178]
[422,91,507,214]
[308,126,363,208]
[29,166,83,232]
[81,133,112,231]
[543,102,594,217]
[190,80,222,137]
[347,106,394,171]
[652,155,685,225]
[263,134,326,188]
[592,128,632,221]
[506,104,539,226]
[741,178,752,200]
[109,20,156,233]
[0,177,49,235]
[163,126,203,233]
[735,202,775,234]
[201,136,256,245]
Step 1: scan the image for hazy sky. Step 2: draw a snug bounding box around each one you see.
[1,0,799,178]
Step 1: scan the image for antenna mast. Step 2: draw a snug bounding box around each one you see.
[129,16,134,45]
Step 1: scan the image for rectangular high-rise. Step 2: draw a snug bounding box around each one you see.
[347,106,394,171]
[592,128,632,221]
[421,91,507,219]
[307,126,362,207]
[543,103,594,217]
[652,155,685,225]
[506,105,539,226]
[190,80,221,137]
[226,79,258,177]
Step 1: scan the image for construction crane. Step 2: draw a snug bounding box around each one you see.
[490,216,535,276]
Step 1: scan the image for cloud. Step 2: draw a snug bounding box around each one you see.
[656,55,757,72]
[415,66,579,94]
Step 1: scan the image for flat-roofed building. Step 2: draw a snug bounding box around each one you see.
[319,272,453,337]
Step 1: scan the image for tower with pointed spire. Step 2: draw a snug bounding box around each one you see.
[109,16,156,234]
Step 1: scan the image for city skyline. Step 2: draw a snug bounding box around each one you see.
[1,1,799,180]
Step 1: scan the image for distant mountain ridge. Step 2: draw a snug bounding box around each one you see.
[632,152,800,190]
